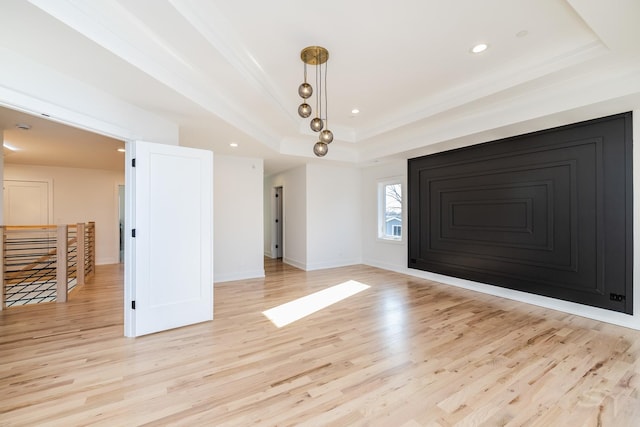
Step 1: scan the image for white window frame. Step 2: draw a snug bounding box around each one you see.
[377,178,404,242]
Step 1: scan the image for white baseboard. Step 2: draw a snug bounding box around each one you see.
[304,257,363,271]
[283,257,306,270]
[96,257,120,266]
[214,269,265,283]
[362,259,640,331]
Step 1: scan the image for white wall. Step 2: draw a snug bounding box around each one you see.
[306,163,362,270]
[266,166,307,269]
[361,160,407,272]
[0,49,178,146]
[360,111,640,331]
[265,163,362,271]
[213,155,264,282]
[4,163,123,265]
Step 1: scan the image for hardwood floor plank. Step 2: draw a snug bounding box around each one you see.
[1,260,639,426]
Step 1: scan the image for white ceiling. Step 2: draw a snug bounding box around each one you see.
[1,0,639,175]
[1,105,125,171]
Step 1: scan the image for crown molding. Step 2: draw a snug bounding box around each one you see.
[355,40,609,143]
[28,0,283,150]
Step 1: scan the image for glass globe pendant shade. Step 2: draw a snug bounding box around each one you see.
[319,129,333,144]
[313,141,328,157]
[298,82,313,99]
[310,117,324,132]
[298,103,312,118]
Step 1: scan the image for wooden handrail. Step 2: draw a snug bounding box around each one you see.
[3,225,57,230]
[77,223,85,287]
[56,225,68,303]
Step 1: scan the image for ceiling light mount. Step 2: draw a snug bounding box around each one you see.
[297,46,333,157]
[300,46,329,65]
[15,123,32,131]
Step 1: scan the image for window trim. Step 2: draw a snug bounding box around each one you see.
[377,178,404,243]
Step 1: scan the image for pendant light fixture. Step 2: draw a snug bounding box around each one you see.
[298,46,333,157]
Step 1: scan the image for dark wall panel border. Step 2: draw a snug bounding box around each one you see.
[408,112,633,314]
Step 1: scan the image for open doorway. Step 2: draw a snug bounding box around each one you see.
[1,105,126,311]
[2,98,215,337]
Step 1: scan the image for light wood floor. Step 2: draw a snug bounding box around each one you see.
[1,260,639,426]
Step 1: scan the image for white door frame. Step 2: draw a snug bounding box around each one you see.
[0,94,190,338]
[124,141,135,336]
[272,186,283,258]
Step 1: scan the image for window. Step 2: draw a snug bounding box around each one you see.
[378,180,402,241]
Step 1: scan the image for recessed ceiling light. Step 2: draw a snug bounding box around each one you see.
[15,123,31,130]
[117,148,125,152]
[3,142,19,151]
[471,43,488,54]
[230,142,239,148]
[351,108,360,114]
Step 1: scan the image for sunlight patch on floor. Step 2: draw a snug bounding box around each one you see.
[262,280,370,327]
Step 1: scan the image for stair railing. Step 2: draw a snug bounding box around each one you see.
[0,222,96,309]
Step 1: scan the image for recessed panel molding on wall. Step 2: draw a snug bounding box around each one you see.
[408,112,633,314]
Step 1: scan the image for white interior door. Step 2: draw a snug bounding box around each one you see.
[3,180,52,225]
[125,141,213,337]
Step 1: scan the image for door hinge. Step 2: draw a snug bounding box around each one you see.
[132,158,136,167]
[131,228,136,238]
[131,300,136,310]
